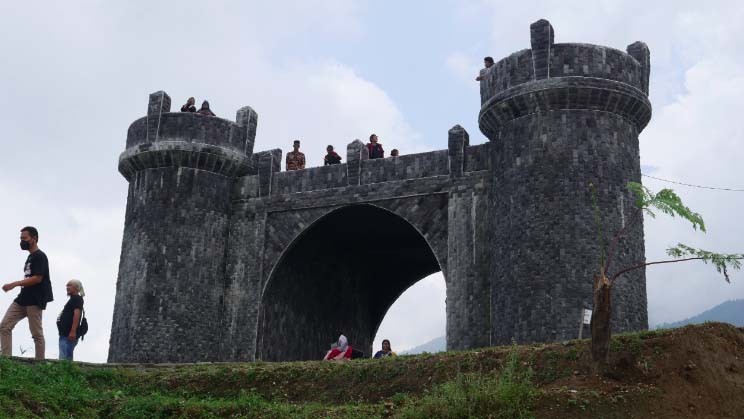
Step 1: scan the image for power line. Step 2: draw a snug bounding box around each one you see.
[641,174,744,192]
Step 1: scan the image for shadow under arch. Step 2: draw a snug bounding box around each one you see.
[256,204,443,361]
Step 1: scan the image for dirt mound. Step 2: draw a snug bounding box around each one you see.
[72,322,744,418]
[533,322,744,418]
[5,323,744,418]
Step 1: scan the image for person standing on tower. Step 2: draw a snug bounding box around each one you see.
[367,134,384,159]
[180,97,196,112]
[0,226,53,359]
[475,56,495,81]
[196,100,216,116]
[286,140,306,170]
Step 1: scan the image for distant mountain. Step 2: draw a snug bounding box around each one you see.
[655,299,744,329]
[401,335,446,355]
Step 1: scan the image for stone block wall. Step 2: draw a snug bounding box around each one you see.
[360,150,449,184]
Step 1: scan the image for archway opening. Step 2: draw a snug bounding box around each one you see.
[372,273,446,356]
[257,204,442,361]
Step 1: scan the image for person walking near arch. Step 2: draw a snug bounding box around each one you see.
[0,226,53,359]
[57,279,85,361]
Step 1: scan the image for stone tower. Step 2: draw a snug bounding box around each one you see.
[109,92,257,362]
[109,20,650,363]
[479,20,651,343]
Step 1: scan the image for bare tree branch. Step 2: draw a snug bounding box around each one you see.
[610,257,744,283]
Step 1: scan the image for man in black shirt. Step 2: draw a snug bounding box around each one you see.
[0,226,53,359]
[57,279,84,360]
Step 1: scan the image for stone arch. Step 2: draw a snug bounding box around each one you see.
[256,203,445,361]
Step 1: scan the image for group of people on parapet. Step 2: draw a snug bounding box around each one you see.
[1,227,87,361]
[285,135,401,171]
[180,97,216,116]
[322,334,397,361]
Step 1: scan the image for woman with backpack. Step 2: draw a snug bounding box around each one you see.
[56,279,85,361]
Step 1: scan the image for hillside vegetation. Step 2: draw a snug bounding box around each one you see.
[1,323,742,418]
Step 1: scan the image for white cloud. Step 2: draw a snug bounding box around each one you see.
[445,51,480,84]
[248,61,422,164]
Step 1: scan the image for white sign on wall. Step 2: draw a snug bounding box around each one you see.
[582,309,593,325]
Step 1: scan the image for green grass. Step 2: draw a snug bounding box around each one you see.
[397,345,537,419]
[0,347,539,419]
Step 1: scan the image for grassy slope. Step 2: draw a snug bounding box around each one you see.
[1,323,742,418]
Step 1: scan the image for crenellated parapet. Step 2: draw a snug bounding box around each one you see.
[479,20,651,136]
[119,91,257,181]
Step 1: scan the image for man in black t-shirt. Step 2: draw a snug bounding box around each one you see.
[0,226,53,359]
[57,279,84,360]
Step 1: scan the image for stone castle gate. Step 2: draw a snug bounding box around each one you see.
[109,20,651,363]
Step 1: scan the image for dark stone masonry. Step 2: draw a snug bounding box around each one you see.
[109,20,651,363]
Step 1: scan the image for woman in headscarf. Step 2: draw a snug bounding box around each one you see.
[323,334,353,361]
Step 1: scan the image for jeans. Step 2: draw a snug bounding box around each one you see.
[58,336,79,361]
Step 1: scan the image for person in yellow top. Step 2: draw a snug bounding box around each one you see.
[373,339,397,358]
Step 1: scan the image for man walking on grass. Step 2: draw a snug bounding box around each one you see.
[0,226,53,359]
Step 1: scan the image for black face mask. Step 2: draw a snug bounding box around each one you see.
[20,240,30,250]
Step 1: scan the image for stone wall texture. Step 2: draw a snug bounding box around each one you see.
[109,20,651,363]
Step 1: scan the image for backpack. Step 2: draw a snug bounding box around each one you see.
[78,309,89,340]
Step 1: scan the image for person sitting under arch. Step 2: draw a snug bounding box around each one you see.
[323,334,353,361]
[373,339,397,358]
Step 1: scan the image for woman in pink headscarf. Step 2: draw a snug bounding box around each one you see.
[323,334,353,361]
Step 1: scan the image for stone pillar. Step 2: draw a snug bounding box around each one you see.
[146,90,171,141]
[448,125,469,178]
[254,149,281,197]
[530,19,554,80]
[236,106,258,155]
[346,139,367,186]
[627,42,651,95]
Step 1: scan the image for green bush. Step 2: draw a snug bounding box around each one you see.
[398,345,537,419]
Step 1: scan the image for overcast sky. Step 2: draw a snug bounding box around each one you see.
[1,1,742,362]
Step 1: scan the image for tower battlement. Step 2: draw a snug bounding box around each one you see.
[479,20,651,136]
[119,91,257,180]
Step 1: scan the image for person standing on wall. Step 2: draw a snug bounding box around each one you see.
[324,145,342,165]
[0,226,53,359]
[57,280,85,361]
[475,56,495,81]
[367,134,384,159]
[286,140,306,170]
